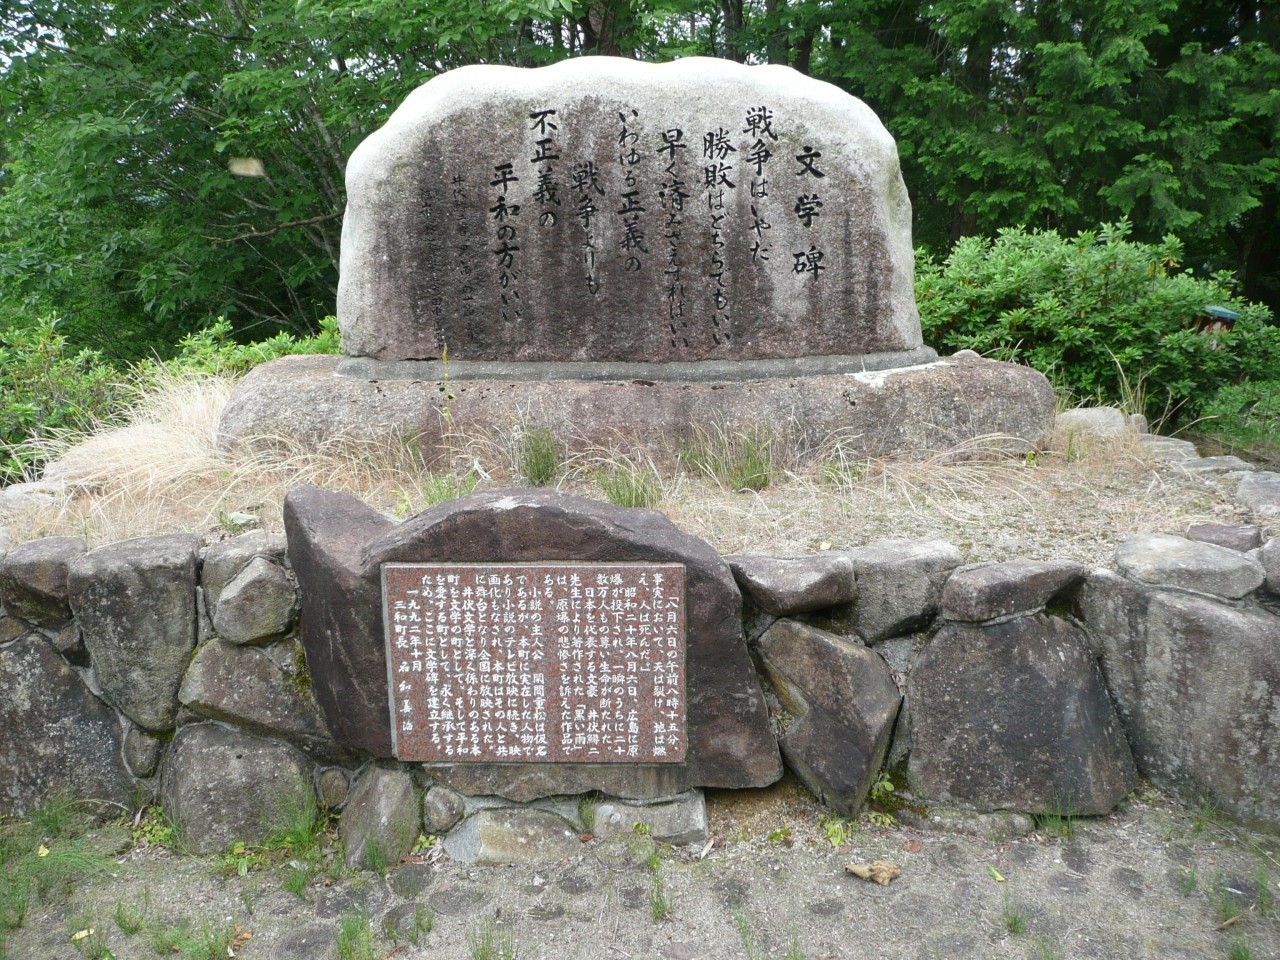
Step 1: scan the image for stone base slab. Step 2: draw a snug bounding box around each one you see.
[217,352,1055,462]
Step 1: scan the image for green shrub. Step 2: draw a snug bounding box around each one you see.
[156,314,342,378]
[0,316,125,482]
[1199,380,1280,459]
[916,221,1280,422]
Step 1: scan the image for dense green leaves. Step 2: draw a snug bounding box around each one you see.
[0,317,125,481]
[917,221,1280,419]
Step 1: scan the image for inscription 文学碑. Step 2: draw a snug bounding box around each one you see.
[382,563,687,764]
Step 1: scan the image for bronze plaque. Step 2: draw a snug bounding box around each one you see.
[382,563,686,763]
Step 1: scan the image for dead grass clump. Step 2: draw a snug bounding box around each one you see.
[0,370,1244,564]
[10,370,462,544]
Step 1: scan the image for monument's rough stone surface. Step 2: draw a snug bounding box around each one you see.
[0,632,131,813]
[908,614,1136,814]
[220,353,1055,466]
[67,534,200,732]
[339,57,920,365]
[284,487,782,800]
[1078,571,1280,829]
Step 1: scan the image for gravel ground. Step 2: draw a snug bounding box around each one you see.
[5,778,1278,960]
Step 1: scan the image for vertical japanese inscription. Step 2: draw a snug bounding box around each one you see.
[382,563,687,764]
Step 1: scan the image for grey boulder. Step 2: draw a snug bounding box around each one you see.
[725,553,855,616]
[211,556,297,645]
[1078,571,1280,829]
[845,539,963,642]
[0,536,85,626]
[908,614,1136,815]
[1185,523,1262,553]
[0,632,131,814]
[1115,533,1265,599]
[1236,470,1280,519]
[940,559,1086,623]
[69,534,200,731]
[442,808,582,864]
[757,620,901,817]
[340,765,420,870]
[591,790,709,845]
[160,723,316,854]
[178,639,340,760]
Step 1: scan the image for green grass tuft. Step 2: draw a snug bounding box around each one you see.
[516,426,562,487]
[467,917,516,960]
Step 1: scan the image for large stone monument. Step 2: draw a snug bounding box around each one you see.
[219,57,1053,457]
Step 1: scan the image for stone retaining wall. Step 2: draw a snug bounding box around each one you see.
[2,495,1277,865]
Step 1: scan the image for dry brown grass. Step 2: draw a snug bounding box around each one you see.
[0,370,1255,564]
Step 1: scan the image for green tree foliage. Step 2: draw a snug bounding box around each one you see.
[780,0,1280,307]
[0,0,1277,358]
[917,220,1280,419]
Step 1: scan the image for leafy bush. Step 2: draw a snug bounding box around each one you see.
[155,315,342,378]
[1199,380,1280,460]
[0,316,125,482]
[1,314,342,485]
[917,221,1280,421]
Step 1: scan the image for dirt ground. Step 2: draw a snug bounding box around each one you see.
[6,776,1278,960]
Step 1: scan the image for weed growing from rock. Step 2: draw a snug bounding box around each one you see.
[420,469,479,505]
[678,424,774,492]
[0,795,111,947]
[1213,870,1249,925]
[113,890,148,935]
[594,462,662,508]
[1192,798,1220,835]
[1255,867,1272,917]
[1031,937,1066,960]
[281,865,310,897]
[1178,866,1198,895]
[409,902,433,945]
[144,916,236,960]
[1032,797,1077,840]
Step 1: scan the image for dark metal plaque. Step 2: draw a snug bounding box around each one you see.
[381,563,686,764]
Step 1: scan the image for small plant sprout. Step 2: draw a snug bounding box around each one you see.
[409,902,434,945]
[113,891,149,935]
[467,917,517,960]
[817,813,854,848]
[1178,866,1197,896]
[1192,797,1220,835]
[735,912,762,960]
[646,850,671,921]
[1001,894,1028,935]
